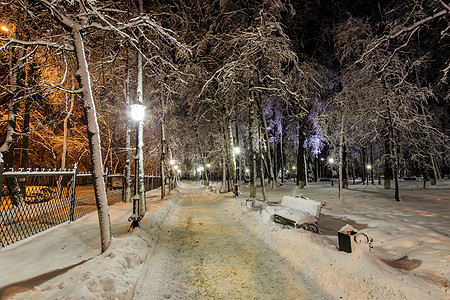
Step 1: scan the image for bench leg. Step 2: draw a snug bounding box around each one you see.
[296,223,319,233]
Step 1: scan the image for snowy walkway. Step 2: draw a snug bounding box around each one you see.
[134,184,321,299]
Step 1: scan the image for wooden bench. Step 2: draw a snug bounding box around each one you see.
[266,195,326,233]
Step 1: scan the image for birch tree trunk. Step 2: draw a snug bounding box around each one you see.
[226,116,238,195]
[136,36,146,216]
[161,83,166,200]
[124,50,132,203]
[258,105,275,189]
[72,29,111,252]
[248,97,257,198]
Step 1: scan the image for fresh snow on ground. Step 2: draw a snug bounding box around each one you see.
[0,180,448,299]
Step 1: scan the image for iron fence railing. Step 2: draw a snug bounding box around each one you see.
[0,166,161,248]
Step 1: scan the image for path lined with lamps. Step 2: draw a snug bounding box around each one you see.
[133,183,318,299]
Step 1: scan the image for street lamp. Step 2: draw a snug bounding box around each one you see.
[128,101,145,229]
[366,164,372,185]
[233,146,240,196]
[328,157,334,186]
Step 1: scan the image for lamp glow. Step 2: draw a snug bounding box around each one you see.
[233,147,241,155]
[130,102,146,121]
[1,26,9,32]
[328,158,334,164]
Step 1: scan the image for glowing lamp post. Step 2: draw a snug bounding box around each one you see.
[366,164,372,185]
[128,101,145,229]
[233,147,241,196]
[328,157,334,186]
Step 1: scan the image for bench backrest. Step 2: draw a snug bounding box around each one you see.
[281,195,324,219]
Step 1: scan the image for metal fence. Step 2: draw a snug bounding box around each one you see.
[0,166,161,248]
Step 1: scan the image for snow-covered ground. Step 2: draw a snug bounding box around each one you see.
[0,180,448,299]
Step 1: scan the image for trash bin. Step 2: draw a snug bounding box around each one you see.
[338,224,358,253]
[338,231,357,253]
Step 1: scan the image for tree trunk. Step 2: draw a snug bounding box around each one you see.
[256,93,275,189]
[61,80,75,171]
[226,116,238,195]
[161,88,166,200]
[72,29,111,252]
[259,128,267,202]
[343,143,348,188]
[125,50,132,203]
[297,120,307,188]
[1,44,26,207]
[384,129,391,189]
[430,155,438,185]
[234,121,240,189]
[387,103,400,201]
[338,110,346,200]
[137,35,146,216]
[248,98,257,198]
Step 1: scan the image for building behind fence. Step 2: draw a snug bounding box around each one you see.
[0,166,161,248]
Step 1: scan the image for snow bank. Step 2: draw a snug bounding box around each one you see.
[2,190,179,300]
[222,184,449,300]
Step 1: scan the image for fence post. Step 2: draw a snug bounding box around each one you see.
[0,153,4,202]
[69,164,77,222]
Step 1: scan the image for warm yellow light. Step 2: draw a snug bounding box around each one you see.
[328,158,334,164]
[1,26,9,32]
[366,164,372,170]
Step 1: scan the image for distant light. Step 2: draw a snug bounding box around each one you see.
[245,168,249,173]
[328,158,334,164]
[174,165,179,170]
[233,147,241,155]
[197,166,204,172]
[177,169,181,174]
[170,159,175,165]
[292,166,296,170]
[1,26,9,32]
[366,164,372,170]
[320,158,325,161]
[206,164,211,168]
[130,102,146,121]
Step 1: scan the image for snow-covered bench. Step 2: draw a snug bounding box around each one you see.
[267,195,325,233]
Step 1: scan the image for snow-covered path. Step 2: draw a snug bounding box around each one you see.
[134,184,321,299]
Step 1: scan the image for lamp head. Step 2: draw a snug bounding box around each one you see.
[130,102,146,121]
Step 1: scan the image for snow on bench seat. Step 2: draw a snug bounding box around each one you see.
[266,195,325,232]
